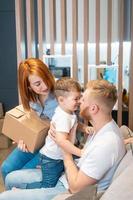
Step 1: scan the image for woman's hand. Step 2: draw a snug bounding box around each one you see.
[17,140,29,152]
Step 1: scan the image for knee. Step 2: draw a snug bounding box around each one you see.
[5,172,16,190]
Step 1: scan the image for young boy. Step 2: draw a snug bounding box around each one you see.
[28,77,93,189]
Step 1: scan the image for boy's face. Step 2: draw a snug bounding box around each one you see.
[60,91,81,113]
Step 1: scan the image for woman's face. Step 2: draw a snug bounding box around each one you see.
[28,74,49,95]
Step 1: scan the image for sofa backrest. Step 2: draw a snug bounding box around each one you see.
[112,149,133,180]
[100,162,133,200]
[111,125,133,180]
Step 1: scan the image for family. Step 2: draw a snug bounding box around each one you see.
[0,58,126,200]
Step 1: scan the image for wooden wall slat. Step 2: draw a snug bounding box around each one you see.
[26,0,33,57]
[15,0,23,66]
[107,0,112,65]
[83,0,89,86]
[117,0,124,127]
[60,0,66,55]
[128,0,133,130]
[49,0,55,55]
[72,0,78,80]
[95,0,100,65]
[15,0,24,103]
[37,0,43,60]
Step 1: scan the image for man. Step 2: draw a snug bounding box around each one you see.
[61,79,126,194]
[0,80,126,200]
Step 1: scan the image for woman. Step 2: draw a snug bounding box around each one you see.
[1,58,58,182]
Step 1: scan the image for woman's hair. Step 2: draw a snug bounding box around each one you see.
[18,58,55,111]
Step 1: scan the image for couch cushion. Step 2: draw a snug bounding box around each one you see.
[112,149,133,180]
[120,125,132,138]
[53,185,97,200]
[100,162,133,200]
[120,125,133,151]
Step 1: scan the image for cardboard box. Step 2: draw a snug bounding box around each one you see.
[2,105,50,153]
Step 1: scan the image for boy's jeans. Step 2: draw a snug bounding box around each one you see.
[26,154,64,188]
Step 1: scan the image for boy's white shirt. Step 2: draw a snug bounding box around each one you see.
[40,106,77,160]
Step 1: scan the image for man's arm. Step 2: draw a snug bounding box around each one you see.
[63,152,97,193]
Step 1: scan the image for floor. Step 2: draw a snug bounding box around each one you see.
[0,144,16,192]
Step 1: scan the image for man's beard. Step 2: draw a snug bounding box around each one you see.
[80,107,92,121]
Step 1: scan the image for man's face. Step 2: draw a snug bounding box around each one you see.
[79,89,92,120]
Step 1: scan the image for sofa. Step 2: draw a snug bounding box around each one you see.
[53,125,133,200]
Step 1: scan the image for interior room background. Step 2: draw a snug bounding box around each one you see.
[0,0,133,130]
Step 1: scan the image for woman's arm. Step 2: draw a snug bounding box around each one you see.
[124,137,133,144]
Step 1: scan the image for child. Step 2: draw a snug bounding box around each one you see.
[28,77,93,189]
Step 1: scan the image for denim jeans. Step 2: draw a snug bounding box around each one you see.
[26,154,64,189]
[0,147,39,182]
[0,180,67,200]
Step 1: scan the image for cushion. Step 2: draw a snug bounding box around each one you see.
[100,162,133,200]
[120,125,133,151]
[66,185,97,200]
[53,185,97,200]
[112,149,133,180]
[120,125,131,138]
[52,192,72,200]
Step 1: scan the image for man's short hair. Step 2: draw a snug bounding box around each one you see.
[54,77,82,98]
[86,79,117,110]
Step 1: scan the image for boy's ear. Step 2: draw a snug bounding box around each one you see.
[58,96,64,103]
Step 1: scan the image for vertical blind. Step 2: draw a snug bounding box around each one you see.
[15,0,133,130]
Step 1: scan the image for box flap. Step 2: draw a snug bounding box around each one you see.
[16,105,25,112]
[8,108,24,119]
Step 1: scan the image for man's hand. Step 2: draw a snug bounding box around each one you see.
[17,140,29,152]
[69,123,78,144]
[48,122,56,141]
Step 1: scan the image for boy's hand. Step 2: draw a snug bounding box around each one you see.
[84,126,94,135]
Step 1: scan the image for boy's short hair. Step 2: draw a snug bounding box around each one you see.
[86,79,117,110]
[54,77,82,98]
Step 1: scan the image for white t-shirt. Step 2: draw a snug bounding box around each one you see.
[59,120,126,191]
[40,106,77,160]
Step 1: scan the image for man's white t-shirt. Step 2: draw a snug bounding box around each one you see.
[59,120,126,191]
[40,106,77,160]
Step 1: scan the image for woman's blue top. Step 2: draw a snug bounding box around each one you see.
[30,93,58,120]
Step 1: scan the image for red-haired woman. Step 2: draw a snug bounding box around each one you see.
[1,58,58,182]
